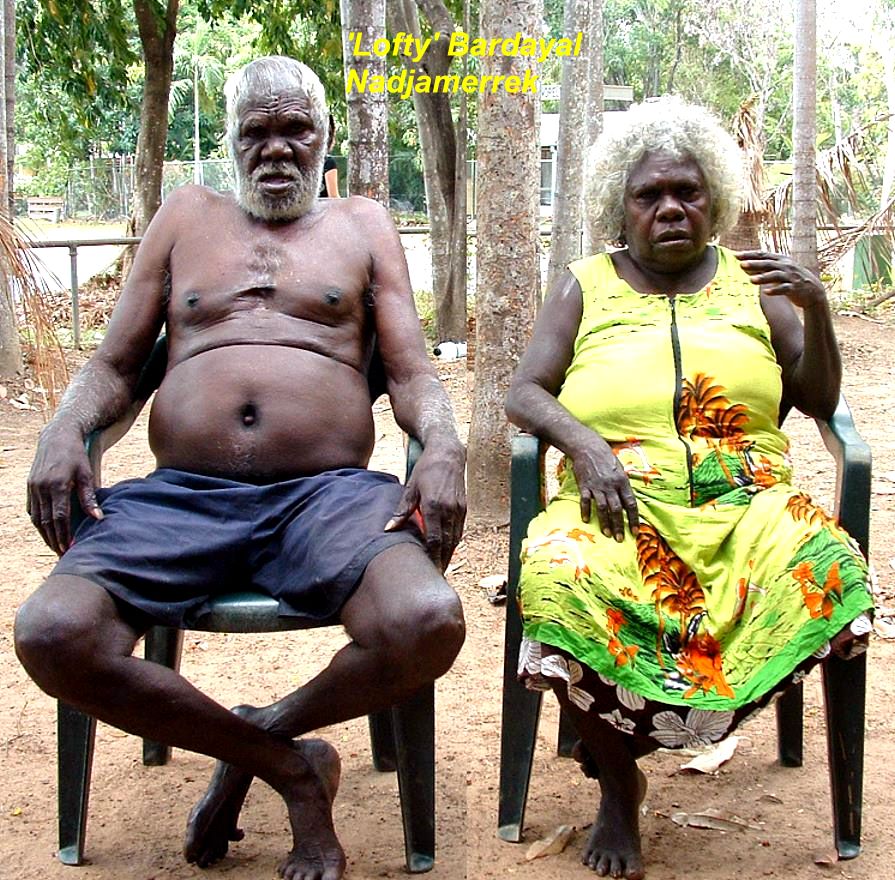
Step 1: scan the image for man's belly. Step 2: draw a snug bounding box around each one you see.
[147,345,377,480]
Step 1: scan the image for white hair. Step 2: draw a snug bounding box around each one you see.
[224,56,328,153]
[585,96,744,246]
[224,57,328,222]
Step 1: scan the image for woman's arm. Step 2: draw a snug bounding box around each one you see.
[324,166,340,198]
[506,271,639,541]
[737,251,841,420]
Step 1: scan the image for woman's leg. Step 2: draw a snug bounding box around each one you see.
[549,681,655,880]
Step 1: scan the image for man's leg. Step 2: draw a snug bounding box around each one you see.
[14,575,356,880]
[184,542,464,867]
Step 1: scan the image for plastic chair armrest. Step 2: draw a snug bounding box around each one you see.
[815,395,872,555]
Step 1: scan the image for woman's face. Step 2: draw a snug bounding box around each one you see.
[622,151,713,273]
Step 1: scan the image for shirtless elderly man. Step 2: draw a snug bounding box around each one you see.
[15,56,466,880]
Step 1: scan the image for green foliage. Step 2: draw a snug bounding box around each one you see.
[194,0,346,111]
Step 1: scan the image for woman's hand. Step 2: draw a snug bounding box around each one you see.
[736,251,827,310]
[568,431,639,542]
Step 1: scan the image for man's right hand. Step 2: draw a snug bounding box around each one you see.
[568,431,639,542]
[27,426,103,556]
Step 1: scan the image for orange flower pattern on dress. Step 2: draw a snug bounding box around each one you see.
[678,374,749,440]
[794,559,843,620]
[523,528,595,581]
[787,493,834,528]
[606,607,640,668]
[611,437,661,485]
[674,632,736,699]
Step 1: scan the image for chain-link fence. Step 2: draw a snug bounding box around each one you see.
[43,153,433,222]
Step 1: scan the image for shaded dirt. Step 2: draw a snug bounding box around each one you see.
[1,314,894,880]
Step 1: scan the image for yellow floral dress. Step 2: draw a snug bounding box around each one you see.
[518,248,873,745]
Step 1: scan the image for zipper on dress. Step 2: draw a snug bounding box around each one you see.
[669,298,695,505]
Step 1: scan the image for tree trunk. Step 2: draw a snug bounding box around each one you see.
[388,0,466,342]
[130,0,179,237]
[581,0,603,256]
[791,0,817,273]
[546,0,591,292]
[720,211,763,251]
[467,0,542,522]
[340,0,389,205]
[4,0,13,217]
[0,0,19,378]
[879,41,895,210]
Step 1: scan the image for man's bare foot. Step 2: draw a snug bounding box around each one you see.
[184,705,256,867]
[275,738,345,880]
[582,767,648,879]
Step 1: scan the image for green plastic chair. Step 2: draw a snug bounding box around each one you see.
[57,337,436,873]
[498,396,871,860]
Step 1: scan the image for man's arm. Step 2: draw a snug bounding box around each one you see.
[356,198,466,571]
[27,188,189,555]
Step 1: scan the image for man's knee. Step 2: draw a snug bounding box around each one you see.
[14,577,123,696]
[398,586,465,681]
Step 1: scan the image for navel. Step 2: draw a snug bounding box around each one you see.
[241,403,258,427]
[186,293,200,308]
[324,287,342,307]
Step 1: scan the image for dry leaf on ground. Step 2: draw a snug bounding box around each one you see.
[524,825,576,861]
[680,735,741,774]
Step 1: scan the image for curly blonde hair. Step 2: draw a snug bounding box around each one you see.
[585,96,743,247]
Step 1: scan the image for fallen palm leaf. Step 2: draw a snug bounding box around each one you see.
[680,735,740,774]
[478,573,507,605]
[524,824,575,860]
[669,807,759,832]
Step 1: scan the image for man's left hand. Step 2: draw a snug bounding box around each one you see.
[385,443,466,572]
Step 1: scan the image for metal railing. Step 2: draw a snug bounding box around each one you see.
[26,230,437,349]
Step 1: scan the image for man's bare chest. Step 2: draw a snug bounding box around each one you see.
[167,229,371,329]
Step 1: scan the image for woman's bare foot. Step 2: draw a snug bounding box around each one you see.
[274,738,345,880]
[582,766,648,879]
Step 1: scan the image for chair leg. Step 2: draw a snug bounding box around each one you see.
[557,708,577,758]
[775,682,804,767]
[498,674,543,842]
[58,701,97,865]
[391,683,435,873]
[142,626,183,766]
[822,653,865,860]
[368,710,398,772]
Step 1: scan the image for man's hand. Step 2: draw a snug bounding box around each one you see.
[385,442,466,572]
[736,251,827,310]
[27,426,103,556]
[569,432,639,542]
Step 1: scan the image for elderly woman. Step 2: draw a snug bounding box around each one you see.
[505,97,873,880]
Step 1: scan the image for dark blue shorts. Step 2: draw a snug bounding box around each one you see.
[52,467,424,628]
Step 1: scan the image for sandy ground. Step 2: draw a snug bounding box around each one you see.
[2,314,894,880]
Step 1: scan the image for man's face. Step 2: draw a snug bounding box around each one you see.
[233,91,326,222]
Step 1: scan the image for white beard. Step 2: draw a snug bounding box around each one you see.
[234,154,324,221]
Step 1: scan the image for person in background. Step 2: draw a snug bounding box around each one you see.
[320,113,340,198]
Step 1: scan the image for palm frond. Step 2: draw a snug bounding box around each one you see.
[2,219,69,414]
